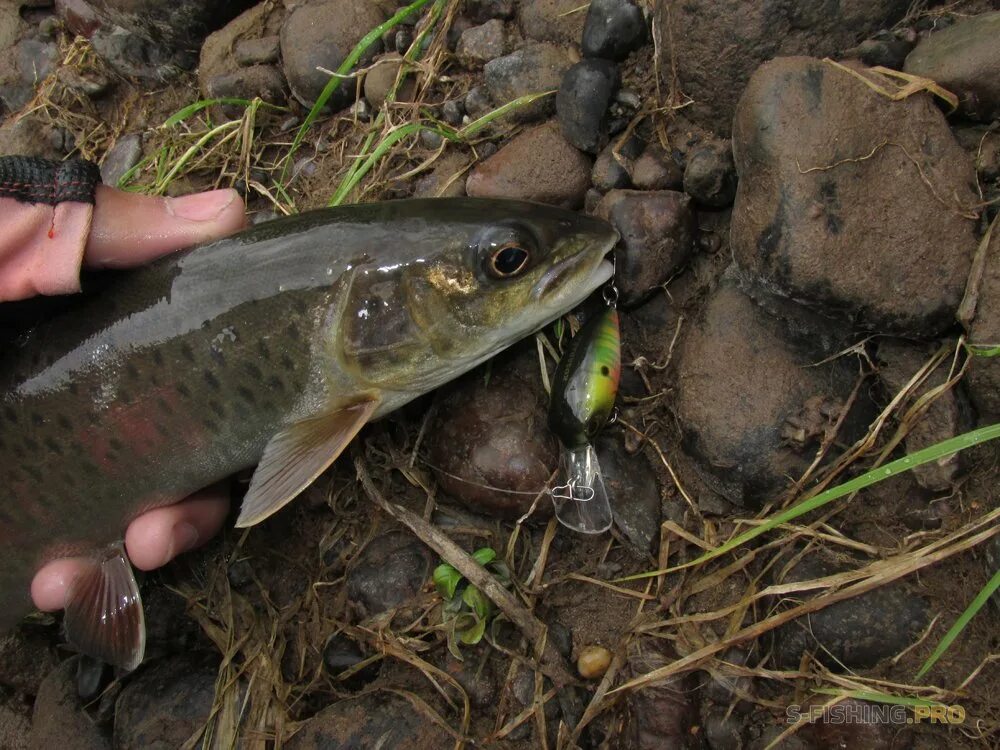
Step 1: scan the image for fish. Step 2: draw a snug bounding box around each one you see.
[0,197,617,669]
[547,305,621,533]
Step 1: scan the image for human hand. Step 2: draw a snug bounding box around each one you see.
[27,184,246,612]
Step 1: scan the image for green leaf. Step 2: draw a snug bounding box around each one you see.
[917,567,1000,679]
[458,616,488,645]
[443,594,466,615]
[617,423,1000,582]
[462,585,492,620]
[472,547,497,566]
[967,344,1000,358]
[433,562,462,599]
[445,621,464,661]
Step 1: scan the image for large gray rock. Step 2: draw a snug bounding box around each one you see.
[466,120,592,208]
[0,702,30,750]
[113,654,220,749]
[0,628,58,695]
[426,346,558,519]
[771,551,928,670]
[518,0,587,46]
[29,658,109,750]
[653,0,910,135]
[556,59,620,154]
[286,693,451,749]
[620,639,697,749]
[675,274,858,508]
[878,340,970,492]
[595,189,696,307]
[280,0,386,107]
[88,0,254,50]
[904,11,1000,122]
[198,1,285,109]
[599,435,661,555]
[484,42,575,123]
[965,228,1000,422]
[345,531,434,618]
[731,57,978,335]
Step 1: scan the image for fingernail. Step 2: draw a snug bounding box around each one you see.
[166,189,238,222]
[169,522,200,561]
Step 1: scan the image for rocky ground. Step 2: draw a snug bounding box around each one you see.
[1,0,999,748]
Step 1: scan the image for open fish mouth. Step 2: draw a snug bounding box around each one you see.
[532,237,618,308]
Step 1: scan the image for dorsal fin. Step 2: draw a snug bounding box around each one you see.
[235,398,380,528]
[63,544,145,671]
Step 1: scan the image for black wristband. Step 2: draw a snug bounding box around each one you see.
[0,156,101,206]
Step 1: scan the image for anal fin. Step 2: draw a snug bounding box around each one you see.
[235,398,380,528]
[63,544,145,671]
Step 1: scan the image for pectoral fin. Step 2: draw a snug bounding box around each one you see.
[64,544,145,671]
[235,398,380,528]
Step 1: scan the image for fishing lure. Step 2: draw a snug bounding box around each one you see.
[547,298,621,533]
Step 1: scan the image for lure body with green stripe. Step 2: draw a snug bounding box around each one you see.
[548,306,621,449]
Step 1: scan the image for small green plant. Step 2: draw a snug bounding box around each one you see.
[433,547,510,660]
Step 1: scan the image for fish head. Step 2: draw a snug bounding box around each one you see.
[337,198,618,396]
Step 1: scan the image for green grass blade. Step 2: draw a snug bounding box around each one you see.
[162,98,286,128]
[279,0,435,185]
[326,92,552,206]
[617,423,1000,582]
[153,120,241,194]
[457,90,555,138]
[916,567,1000,679]
[967,344,1000,357]
[327,122,455,206]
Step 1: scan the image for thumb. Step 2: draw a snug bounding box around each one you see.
[84,185,247,269]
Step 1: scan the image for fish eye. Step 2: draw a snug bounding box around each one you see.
[489,243,530,278]
[473,223,538,280]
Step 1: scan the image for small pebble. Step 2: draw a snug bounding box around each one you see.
[419,128,444,149]
[348,98,372,122]
[394,27,414,54]
[683,140,737,207]
[630,143,682,190]
[278,115,301,132]
[592,145,631,192]
[38,16,61,39]
[615,88,641,109]
[75,655,110,703]
[577,645,612,679]
[441,98,465,126]
[363,54,416,108]
[227,558,254,589]
[100,133,142,187]
[582,0,647,60]
[556,58,620,154]
[465,85,493,116]
[457,19,509,65]
[323,633,381,688]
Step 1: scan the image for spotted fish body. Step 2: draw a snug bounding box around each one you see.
[548,306,622,450]
[0,198,617,665]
